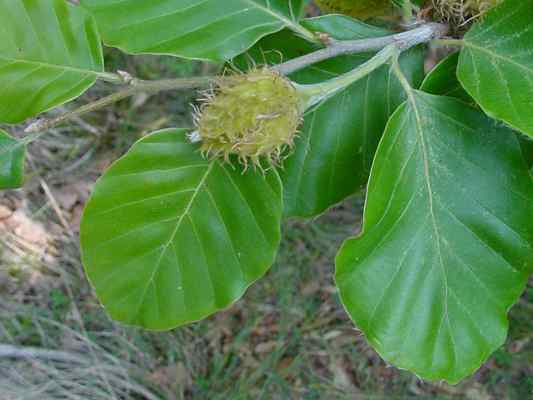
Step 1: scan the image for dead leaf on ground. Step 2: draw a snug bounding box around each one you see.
[0,205,13,220]
[331,357,359,393]
[255,341,279,354]
[3,209,49,247]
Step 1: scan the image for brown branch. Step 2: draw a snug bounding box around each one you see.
[273,23,448,75]
[23,23,448,136]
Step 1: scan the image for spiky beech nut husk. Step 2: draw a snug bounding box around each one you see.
[194,68,303,167]
[433,0,502,22]
[315,0,392,20]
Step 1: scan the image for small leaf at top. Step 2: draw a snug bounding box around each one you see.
[336,92,533,384]
[0,129,25,189]
[80,0,315,61]
[81,129,283,330]
[0,0,104,124]
[457,0,533,137]
[421,52,472,103]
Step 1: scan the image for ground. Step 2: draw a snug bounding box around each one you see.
[0,45,532,400]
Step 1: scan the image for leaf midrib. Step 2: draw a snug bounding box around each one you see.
[404,89,455,354]
[242,0,315,41]
[132,161,215,321]
[0,55,100,77]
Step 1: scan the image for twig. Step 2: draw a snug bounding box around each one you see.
[39,178,75,239]
[274,23,448,75]
[24,76,212,134]
[22,23,448,138]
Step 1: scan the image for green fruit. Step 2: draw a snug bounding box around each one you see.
[315,0,393,19]
[194,68,303,168]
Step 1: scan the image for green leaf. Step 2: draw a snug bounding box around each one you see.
[0,130,25,189]
[0,0,104,124]
[518,134,533,170]
[457,0,533,137]
[80,129,283,330]
[237,15,424,217]
[421,52,472,103]
[300,15,391,41]
[336,92,533,384]
[79,0,315,62]
[423,53,533,169]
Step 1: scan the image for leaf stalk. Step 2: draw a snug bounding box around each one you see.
[295,45,398,109]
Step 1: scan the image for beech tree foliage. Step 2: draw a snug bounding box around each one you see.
[1,0,531,384]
